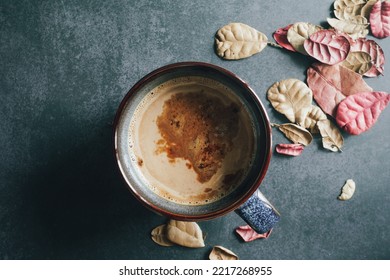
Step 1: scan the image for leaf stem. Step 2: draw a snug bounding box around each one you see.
[267,41,283,49]
[271,123,280,128]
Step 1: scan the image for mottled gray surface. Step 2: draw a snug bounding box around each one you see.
[0,0,389,260]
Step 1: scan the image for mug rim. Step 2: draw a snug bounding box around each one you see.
[113,61,272,221]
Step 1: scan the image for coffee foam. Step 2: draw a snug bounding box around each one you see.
[128,76,255,205]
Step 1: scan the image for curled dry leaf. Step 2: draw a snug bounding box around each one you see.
[327,16,369,39]
[151,224,176,247]
[209,246,238,260]
[336,91,390,135]
[338,179,356,200]
[300,104,327,133]
[350,38,385,77]
[273,24,296,52]
[267,79,313,124]
[304,29,350,65]
[369,0,390,38]
[235,225,272,242]
[274,123,313,146]
[215,22,268,60]
[341,51,373,75]
[334,0,366,20]
[316,119,344,152]
[361,0,378,20]
[275,143,304,156]
[166,220,205,248]
[306,62,373,117]
[287,22,323,54]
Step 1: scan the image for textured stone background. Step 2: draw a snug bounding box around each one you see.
[0,0,389,259]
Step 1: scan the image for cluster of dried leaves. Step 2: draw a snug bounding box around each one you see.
[151,220,272,259]
[214,1,389,156]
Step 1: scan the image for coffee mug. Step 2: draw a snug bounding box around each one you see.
[114,62,280,233]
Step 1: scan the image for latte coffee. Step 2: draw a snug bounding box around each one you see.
[128,76,255,206]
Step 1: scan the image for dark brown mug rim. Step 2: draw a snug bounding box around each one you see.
[113,61,272,221]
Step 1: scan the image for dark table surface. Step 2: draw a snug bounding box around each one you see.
[1,0,389,260]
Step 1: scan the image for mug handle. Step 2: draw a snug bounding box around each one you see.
[234,189,281,234]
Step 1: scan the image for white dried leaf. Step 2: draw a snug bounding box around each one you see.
[360,0,377,20]
[287,22,323,54]
[209,246,238,260]
[267,79,313,124]
[334,0,367,20]
[151,224,176,247]
[166,220,205,248]
[338,179,356,200]
[215,22,268,60]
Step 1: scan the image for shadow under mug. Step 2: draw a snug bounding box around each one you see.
[113,62,280,233]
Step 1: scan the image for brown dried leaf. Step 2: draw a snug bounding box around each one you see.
[327,16,369,39]
[287,22,323,54]
[350,38,385,77]
[299,104,327,133]
[151,225,176,247]
[316,119,344,152]
[215,23,268,60]
[209,246,238,260]
[361,0,378,20]
[267,79,313,124]
[275,123,313,146]
[341,51,373,75]
[166,220,205,248]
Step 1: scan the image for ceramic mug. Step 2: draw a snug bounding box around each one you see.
[114,62,280,233]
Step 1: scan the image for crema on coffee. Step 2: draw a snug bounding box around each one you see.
[128,76,255,205]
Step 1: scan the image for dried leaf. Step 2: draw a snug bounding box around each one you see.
[338,179,356,200]
[341,51,373,75]
[166,220,205,248]
[335,91,390,135]
[273,24,296,52]
[151,225,176,247]
[369,0,390,38]
[275,123,313,146]
[300,104,327,133]
[327,16,369,39]
[275,143,304,156]
[215,22,268,60]
[267,79,313,124]
[350,38,385,77]
[209,246,238,260]
[361,0,378,19]
[316,119,344,152]
[304,29,350,65]
[235,225,272,242]
[287,22,323,54]
[334,0,367,20]
[306,63,373,117]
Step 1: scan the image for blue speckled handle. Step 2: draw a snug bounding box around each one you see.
[235,189,280,234]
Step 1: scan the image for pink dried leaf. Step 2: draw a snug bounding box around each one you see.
[369,0,390,38]
[273,24,296,52]
[306,63,373,117]
[303,30,350,65]
[235,225,272,242]
[275,143,304,156]
[336,91,390,135]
